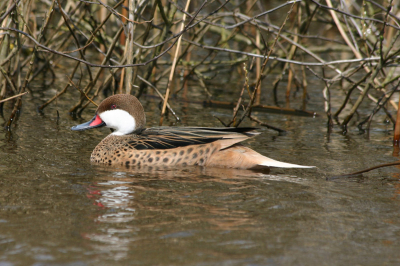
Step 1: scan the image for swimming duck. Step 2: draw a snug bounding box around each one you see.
[71,94,313,169]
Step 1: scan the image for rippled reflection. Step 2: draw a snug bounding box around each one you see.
[82,166,312,261]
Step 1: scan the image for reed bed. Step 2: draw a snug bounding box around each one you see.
[0,0,399,139]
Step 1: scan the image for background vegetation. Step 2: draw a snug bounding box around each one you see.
[0,0,399,138]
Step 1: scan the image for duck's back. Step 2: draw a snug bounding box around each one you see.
[90,127,259,168]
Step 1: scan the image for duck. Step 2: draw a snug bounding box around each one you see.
[71,94,314,169]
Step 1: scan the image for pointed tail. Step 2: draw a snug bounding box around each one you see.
[259,157,315,168]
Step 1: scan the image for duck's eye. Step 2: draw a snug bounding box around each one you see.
[110,104,117,109]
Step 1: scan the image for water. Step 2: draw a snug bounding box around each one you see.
[1,88,400,266]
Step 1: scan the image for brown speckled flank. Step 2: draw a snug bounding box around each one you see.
[91,135,218,167]
[72,94,314,169]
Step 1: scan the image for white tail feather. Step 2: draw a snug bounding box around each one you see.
[259,157,315,168]
[206,144,315,169]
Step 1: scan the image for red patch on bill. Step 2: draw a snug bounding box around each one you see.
[90,115,103,126]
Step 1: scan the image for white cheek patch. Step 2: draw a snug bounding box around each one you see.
[99,109,136,135]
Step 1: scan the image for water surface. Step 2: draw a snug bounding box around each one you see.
[1,88,400,266]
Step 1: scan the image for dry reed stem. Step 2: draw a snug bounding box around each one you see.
[0,91,28,103]
[227,63,249,127]
[124,0,136,94]
[159,0,191,126]
[394,97,400,146]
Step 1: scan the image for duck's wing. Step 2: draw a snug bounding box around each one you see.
[127,127,259,150]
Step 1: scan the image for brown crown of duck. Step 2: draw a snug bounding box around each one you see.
[72,94,314,169]
[98,94,146,132]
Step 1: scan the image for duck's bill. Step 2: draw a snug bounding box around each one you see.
[71,114,106,131]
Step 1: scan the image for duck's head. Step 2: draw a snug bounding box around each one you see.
[71,94,146,135]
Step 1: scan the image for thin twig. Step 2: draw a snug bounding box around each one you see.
[0,92,28,103]
[67,76,98,107]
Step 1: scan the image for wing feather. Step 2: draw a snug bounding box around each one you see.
[125,127,257,150]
